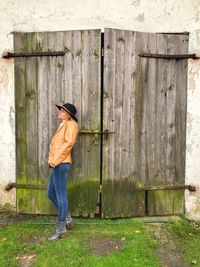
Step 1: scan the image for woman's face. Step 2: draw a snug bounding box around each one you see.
[58,108,71,121]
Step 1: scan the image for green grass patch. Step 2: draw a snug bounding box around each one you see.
[0,218,160,267]
[167,218,200,266]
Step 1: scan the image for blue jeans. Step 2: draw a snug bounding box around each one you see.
[47,163,71,222]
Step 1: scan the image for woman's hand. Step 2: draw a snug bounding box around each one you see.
[49,162,56,168]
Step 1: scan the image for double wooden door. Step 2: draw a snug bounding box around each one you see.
[15,29,188,218]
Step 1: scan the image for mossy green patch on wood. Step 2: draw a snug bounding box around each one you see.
[24,33,37,52]
[16,187,55,215]
[148,190,184,215]
[16,175,100,217]
[16,175,50,214]
[102,179,145,218]
[68,179,99,217]
[15,63,27,182]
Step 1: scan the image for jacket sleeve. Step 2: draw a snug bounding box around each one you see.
[48,143,54,164]
[52,122,78,166]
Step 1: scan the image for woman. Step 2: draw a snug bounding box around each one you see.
[47,103,78,241]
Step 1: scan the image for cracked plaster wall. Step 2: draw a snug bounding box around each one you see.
[0,0,199,219]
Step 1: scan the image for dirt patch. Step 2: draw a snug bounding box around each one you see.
[21,235,46,246]
[148,224,189,267]
[89,237,128,256]
[16,254,37,267]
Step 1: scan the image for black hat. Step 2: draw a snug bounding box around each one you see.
[56,103,78,122]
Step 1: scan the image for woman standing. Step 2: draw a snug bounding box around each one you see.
[47,103,78,241]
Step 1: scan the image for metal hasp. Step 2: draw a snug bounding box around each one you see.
[139,53,199,59]
[80,129,115,140]
[2,51,65,58]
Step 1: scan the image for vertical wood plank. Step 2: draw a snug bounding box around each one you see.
[25,33,38,183]
[14,33,27,212]
[37,32,57,214]
[37,32,50,182]
[175,35,188,184]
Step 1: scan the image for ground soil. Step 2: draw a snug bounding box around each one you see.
[147,224,189,267]
[89,237,128,256]
[0,213,191,266]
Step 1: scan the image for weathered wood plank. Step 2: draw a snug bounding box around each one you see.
[175,35,188,183]
[15,33,27,184]
[15,33,27,212]
[36,32,56,214]
[25,33,38,182]
[15,32,50,214]
[37,32,50,183]
[144,33,157,186]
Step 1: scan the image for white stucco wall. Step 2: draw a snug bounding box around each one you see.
[0,0,199,219]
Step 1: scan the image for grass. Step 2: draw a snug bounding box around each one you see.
[0,217,160,267]
[0,216,200,267]
[167,218,200,266]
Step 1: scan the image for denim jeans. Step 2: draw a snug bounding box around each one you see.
[47,163,71,222]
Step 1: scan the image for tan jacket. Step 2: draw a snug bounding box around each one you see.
[48,118,78,166]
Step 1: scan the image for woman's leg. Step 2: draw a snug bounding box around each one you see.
[47,170,58,207]
[52,163,70,222]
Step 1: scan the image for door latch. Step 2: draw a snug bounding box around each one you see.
[80,129,115,140]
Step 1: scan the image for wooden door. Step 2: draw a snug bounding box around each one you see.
[102,28,188,218]
[15,29,188,218]
[15,30,101,217]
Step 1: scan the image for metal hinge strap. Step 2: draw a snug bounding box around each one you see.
[98,184,196,192]
[136,184,196,192]
[5,183,47,191]
[139,53,199,59]
[5,183,196,192]
[3,51,65,58]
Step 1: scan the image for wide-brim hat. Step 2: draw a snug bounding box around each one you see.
[56,103,78,122]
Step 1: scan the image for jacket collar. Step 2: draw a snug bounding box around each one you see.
[55,118,71,133]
